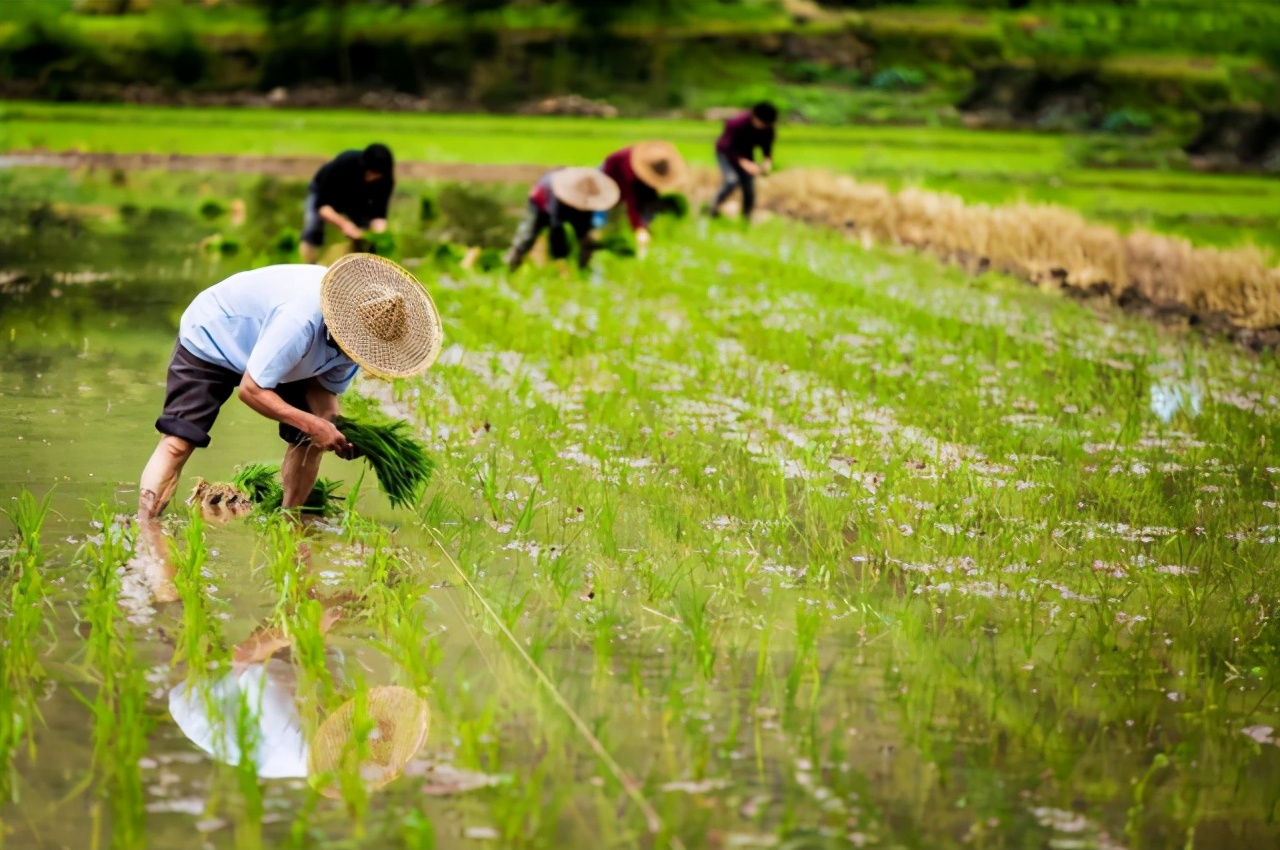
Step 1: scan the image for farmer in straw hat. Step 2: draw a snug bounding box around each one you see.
[708,101,778,221]
[301,144,396,264]
[136,254,442,565]
[505,167,621,271]
[600,141,689,259]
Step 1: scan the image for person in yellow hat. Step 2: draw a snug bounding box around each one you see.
[599,141,689,258]
[136,255,442,553]
[506,167,621,271]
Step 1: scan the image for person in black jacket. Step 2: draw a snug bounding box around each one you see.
[300,144,395,263]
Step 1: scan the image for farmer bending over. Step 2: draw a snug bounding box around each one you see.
[600,141,688,259]
[709,101,778,221]
[301,144,395,264]
[506,167,620,271]
[137,254,442,554]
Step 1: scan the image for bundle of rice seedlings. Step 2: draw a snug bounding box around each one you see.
[231,463,343,516]
[334,416,435,509]
[594,233,636,257]
[233,462,284,512]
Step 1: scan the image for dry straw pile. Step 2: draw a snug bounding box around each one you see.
[693,169,1280,342]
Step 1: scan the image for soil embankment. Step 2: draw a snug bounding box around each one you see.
[7,150,1278,349]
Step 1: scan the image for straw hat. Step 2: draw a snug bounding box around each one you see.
[321,254,443,378]
[550,167,620,211]
[308,686,431,798]
[630,141,689,193]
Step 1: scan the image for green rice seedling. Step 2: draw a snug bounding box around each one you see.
[233,462,284,510]
[335,415,435,509]
[232,462,343,515]
[3,488,53,571]
[169,508,226,672]
[0,490,54,802]
[80,506,150,849]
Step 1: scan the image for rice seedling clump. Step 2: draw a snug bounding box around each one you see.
[334,416,435,510]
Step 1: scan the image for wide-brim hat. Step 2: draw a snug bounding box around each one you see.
[309,686,431,798]
[550,167,621,212]
[630,141,689,193]
[320,254,443,379]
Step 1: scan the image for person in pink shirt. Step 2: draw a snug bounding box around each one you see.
[709,102,778,221]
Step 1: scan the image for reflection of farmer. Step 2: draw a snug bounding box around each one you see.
[600,141,688,259]
[301,145,395,264]
[709,102,778,221]
[505,167,620,271]
[136,255,442,550]
[169,601,430,792]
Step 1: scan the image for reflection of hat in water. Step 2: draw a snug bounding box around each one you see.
[321,254,443,379]
[309,686,431,798]
[630,141,689,193]
[550,167,621,212]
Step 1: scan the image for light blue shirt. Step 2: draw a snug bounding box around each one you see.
[179,265,359,393]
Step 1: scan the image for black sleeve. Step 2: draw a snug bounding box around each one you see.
[310,161,334,206]
[762,127,775,159]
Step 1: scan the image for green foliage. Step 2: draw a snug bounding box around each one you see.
[435,184,514,249]
[1101,107,1154,134]
[476,247,504,272]
[198,198,226,220]
[419,194,438,223]
[870,65,926,91]
[272,226,299,255]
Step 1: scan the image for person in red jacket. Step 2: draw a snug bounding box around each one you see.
[600,141,688,258]
[709,102,778,221]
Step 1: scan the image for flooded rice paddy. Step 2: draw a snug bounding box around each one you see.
[2,165,1280,849]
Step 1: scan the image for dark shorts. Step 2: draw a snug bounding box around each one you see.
[302,191,325,247]
[155,342,313,448]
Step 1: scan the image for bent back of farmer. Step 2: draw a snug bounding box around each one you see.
[710,102,777,221]
[506,167,620,271]
[302,144,395,263]
[600,141,688,258]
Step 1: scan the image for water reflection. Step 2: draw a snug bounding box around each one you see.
[1150,379,1204,423]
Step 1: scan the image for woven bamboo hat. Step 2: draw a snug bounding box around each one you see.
[308,686,431,798]
[320,254,443,378]
[550,167,620,211]
[630,141,689,193]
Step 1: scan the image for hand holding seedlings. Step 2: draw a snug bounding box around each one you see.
[304,415,353,455]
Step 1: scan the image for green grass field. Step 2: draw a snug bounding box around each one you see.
[4,102,1280,252]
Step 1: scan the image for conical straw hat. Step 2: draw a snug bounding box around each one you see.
[630,141,689,193]
[321,254,443,379]
[308,686,430,798]
[550,167,621,212]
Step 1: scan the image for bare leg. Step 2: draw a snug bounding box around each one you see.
[137,435,194,603]
[301,241,320,264]
[281,442,324,509]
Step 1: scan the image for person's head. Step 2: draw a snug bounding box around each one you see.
[362,143,393,182]
[750,101,778,129]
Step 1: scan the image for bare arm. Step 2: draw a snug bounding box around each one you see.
[318,204,364,239]
[369,218,388,233]
[238,374,352,453]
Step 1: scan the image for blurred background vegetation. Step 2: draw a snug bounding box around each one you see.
[1,0,1278,172]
